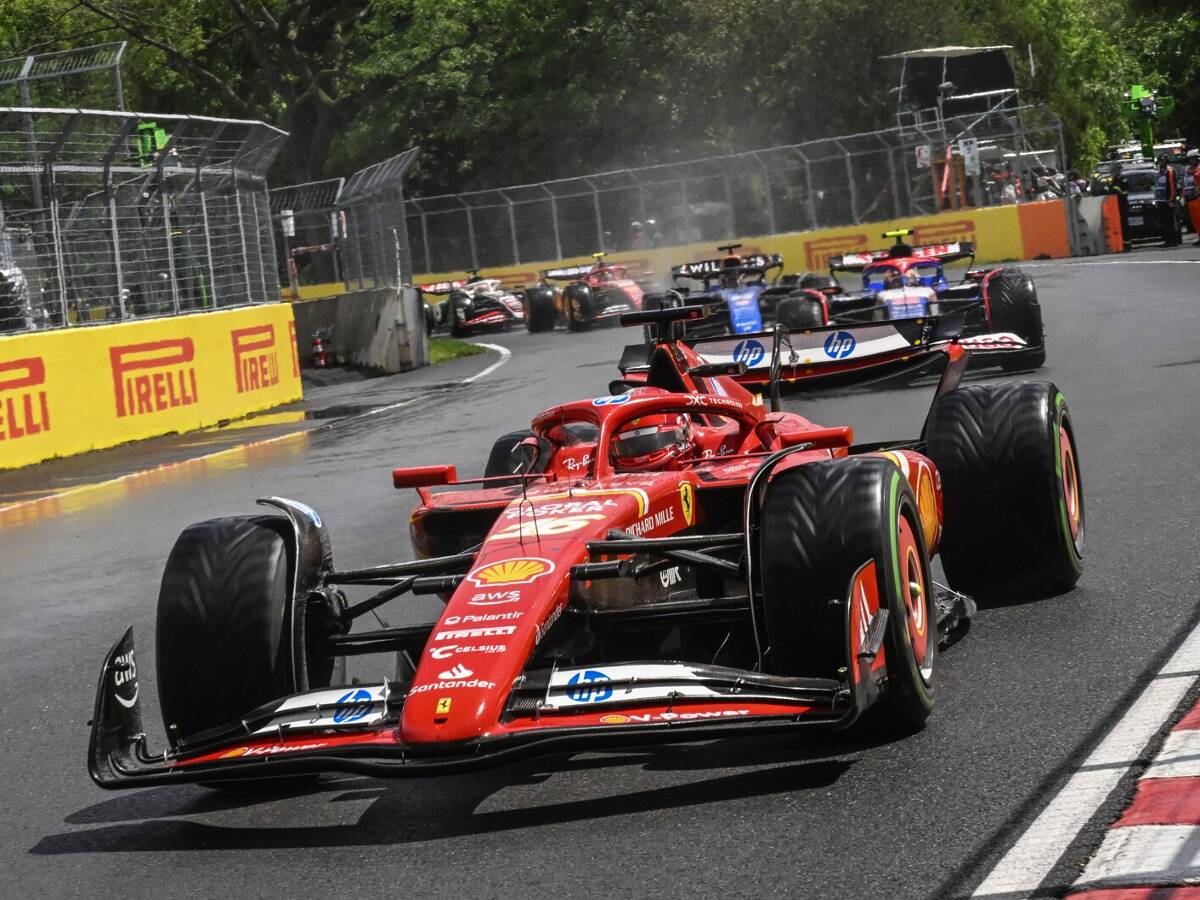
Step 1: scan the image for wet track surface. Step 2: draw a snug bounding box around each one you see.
[3,247,1200,898]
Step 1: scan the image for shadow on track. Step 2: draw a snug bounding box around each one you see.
[32,730,904,856]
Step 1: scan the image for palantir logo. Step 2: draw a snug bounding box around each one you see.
[332,688,373,724]
[823,331,856,359]
[0,356,50,440]
[732,339,765,367]
[231,324,280,393]
[566,670,613,703]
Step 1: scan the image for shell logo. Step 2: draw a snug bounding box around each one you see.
[467,557,556,587]
[220,747,248,758]
[600,714,631,724]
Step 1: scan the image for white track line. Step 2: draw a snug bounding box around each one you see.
[1023,258,1200,268]
[462,342,511,383]
[972,624,1200,897]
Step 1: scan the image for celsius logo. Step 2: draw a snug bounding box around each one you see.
[332,688,373,724]
[824,331,856,359]
[566,670,613,703]
[231,324,281,393]
[732,339,765,367]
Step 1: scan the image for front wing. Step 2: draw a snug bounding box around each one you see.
[89,628,848,788]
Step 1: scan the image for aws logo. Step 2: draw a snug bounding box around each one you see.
[0,357,50,441]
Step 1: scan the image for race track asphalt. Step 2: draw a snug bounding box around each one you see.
[3,245,1199,899]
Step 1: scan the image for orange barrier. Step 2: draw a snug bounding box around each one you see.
[1101,195,1126,253]
[1017,200,1072,259]
[0,304,302,469]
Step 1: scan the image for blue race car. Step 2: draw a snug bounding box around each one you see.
[646,245,827,339]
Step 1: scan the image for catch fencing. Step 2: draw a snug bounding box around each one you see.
[405,105,1066,275]
[270,148,419,297]
[0,106,286,333]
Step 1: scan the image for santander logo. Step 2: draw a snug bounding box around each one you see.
[438,663,473,680]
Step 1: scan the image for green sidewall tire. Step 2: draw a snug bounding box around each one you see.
[925,382,1084,602]
[760,458,935,728]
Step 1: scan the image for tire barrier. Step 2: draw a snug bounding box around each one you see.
[0,304,302,469]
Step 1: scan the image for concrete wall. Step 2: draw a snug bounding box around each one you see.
[292,287,428,373]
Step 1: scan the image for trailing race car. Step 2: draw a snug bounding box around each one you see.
[418,272,525,337]
[88,305,1084,790]
[649,244,825,338]
[523,252,645,332]
[805,230,1045,371]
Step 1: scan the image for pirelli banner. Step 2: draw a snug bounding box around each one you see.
[0,304,302,470]
[410,201,1072,292]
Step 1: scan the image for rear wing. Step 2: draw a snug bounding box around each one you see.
[541,264,592,281]
[672,254,783,280]
[828,241,976,272]
[416,279,468,295]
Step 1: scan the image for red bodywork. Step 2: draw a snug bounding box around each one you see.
[88,333,960,787]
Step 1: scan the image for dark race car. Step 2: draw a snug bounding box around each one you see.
[87,306,1084,790]
[808,229,1045,371]
[648,244,824,339]
[418,272,525,337]
[523,253,644,332]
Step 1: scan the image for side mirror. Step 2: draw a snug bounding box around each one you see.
[517,435,541,471]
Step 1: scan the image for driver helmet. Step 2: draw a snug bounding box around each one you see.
[719,260,741,289]
[611,412,694,471]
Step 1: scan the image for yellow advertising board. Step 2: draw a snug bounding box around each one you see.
[410,203,1042,289]
[0,304,303,469]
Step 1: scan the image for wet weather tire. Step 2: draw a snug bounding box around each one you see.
[564,284,591,332]
[156,516,328,748]
[925,381,1084,602]
[760,457,936,729]
[524,287,557,333]
[776,293,826,329]
[987,269,1046,370]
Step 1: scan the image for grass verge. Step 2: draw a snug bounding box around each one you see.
[428,337,487,365]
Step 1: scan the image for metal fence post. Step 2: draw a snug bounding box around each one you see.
[197,174,217,307]
[499,189,520,265]
[457,197,479,270]
[160,170,180,314]
[796,150,818,229]
[584,177,604,251]
[752,152,777,234]
[679,179,692,242]
[542,184,563,259]
[234,175,254,303]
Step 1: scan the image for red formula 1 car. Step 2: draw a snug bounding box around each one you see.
[523,252,645,332]
[88,307,1084,789]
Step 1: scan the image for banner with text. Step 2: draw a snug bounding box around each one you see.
[0,305,302,469]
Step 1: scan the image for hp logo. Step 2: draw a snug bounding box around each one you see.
[566,670,613,703]
[732,339,765,367]
[823,331,856,359]
[332,688,374,724]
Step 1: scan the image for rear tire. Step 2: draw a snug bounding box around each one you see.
[925,381,1084,602]
[524,287,557,333]
[760,458,936,729]
[987,269,1046,370]
[776,293,826,329]
[564,284,591,332]
[156,517,332,747]
[448,293,472,338]
[483,429,551,481]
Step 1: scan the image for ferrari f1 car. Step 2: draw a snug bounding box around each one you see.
[806,230,1046,371]
[418,272,525,337]
[649,244,824,338]
[88,306,1084,789]
[522,252,645,332]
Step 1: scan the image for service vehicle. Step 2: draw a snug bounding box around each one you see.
[88,307,1084,789]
